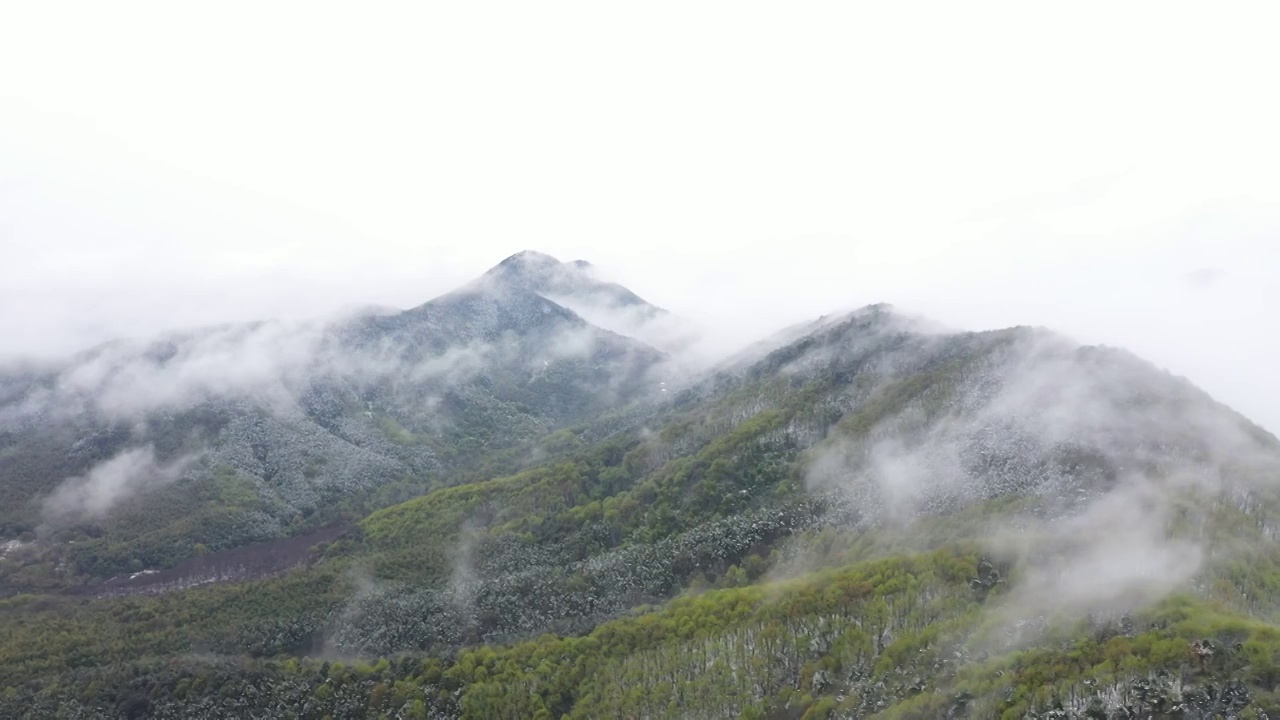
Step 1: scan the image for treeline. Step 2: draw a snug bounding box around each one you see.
[9,549,1280,718]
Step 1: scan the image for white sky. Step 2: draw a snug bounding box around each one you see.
[1,2,1278,431]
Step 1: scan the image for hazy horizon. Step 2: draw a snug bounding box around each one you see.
[3,3,1277,432]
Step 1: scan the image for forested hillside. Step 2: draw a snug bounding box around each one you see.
[2,253,1279,718]
[0,252,666,587]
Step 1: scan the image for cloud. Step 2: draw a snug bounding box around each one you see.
[0,275,674,455]
[993,479,1204,622]
[0,3,1277,439]
[57,321,326,418]
[42,446,199,523]
[800,321,1277,622]
[1182,267,1226,291]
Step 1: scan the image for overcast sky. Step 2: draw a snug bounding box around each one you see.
[2,2,1277,431]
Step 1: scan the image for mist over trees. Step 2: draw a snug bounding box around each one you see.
[2,253,1280,719]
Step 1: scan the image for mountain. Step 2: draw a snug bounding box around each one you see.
[483,250,705,357]
[2,255,1280,719]
[0,253,666,583]
[484,250,658,314]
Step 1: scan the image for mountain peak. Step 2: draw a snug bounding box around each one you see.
[470,250,704,355]
[483,250,654,311]
[491,250,563,274]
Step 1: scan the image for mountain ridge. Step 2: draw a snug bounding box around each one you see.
[0,252,670,582]
[2,251,1280,718]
